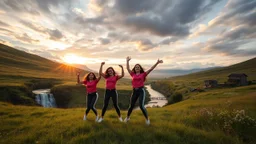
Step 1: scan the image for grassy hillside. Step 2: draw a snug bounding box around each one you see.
[170,57,256,85]
[0,85,255,144]
[151,57,256,104]
[0,43,86,86]
[0,43,147,108]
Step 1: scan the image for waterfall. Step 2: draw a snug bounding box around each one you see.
[33,89,57,108]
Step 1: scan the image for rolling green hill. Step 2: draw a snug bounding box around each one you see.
[169,57,256,83]
[0,43,90,105]
[151,57,256,104]
[0,43,88,86]
[0,43,143,108]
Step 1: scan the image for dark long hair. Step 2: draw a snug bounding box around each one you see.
[83,72,97,81]
[132,64,145,73]
[104,67,116,78]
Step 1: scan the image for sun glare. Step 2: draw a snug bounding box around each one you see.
[62,54,85,64]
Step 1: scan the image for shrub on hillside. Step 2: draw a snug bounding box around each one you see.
[0,86,35,105]
[51,85,73,108]
[172,92,183,103]
[188,107,256,143]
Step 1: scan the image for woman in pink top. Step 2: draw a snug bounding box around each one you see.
[97,62,124,123]
[77,63,103,121]
[124,56,163,125]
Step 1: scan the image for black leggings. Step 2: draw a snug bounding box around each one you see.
[85,92,98,116]
[101,89,121,117]
[127,87,148,119]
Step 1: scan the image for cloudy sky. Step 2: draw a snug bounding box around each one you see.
[0,0,255,72]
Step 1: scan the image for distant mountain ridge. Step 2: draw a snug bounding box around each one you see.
[71,64,95,72]
[168,57,256,81]
[150,67,220,78]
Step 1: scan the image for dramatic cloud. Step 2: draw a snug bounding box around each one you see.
[0,0,40,15]
[159,37,179,45]
[209,0,256,27]
[195,0,256,56]
[135,38,158,51]
[113,0,221,37]
[15,33,40,44]
[0,0,255,71]
[0,28,13,33]
[48,29,63,40]
[20,20,64,40]
[0,21,10,27]
[98,37,110,45]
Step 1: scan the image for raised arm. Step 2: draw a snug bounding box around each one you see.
[97,62,104,81]
[117,65,124,79]
[126,56,132,74]
[76,71,83,85]
[146,59,163,75]
[100,62,105,77]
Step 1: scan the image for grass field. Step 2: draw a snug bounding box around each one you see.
[1,43,256,143]
[0,85,255,144]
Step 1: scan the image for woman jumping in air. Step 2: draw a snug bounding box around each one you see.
[97,62,124,123]
[124,56,163,125]
[77,63,103,121]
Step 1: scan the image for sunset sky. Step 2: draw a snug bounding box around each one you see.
[0,0,255,72]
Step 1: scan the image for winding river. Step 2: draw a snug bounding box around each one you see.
[144,84,168,108]
[135,84,168,110]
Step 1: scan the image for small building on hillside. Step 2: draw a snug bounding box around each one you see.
[227,73,248,86]
[204,80,218,88]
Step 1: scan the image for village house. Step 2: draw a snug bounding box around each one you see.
[204,80,218,88]
[227,73,248,86]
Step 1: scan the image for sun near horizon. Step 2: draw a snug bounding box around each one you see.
[62,53,87,65]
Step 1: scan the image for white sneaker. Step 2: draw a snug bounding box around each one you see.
[98,117,103,123]
[146,119,150,125]
[118,117,123,122]
[95,115,99,122]
[83,115,86,121]
[124,117,130,123]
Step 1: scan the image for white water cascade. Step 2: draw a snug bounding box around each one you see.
[33,89,57,108]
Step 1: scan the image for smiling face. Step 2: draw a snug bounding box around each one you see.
[134,64,141,73]
[107,68,114,76]
[88,73,95,80]
[105,67,116,77]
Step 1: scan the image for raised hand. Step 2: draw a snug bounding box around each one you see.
[157,59,163,64]
[101,62,105,65]
[118,65,123,68]
[76,71,81,76]
[126,56,131,62]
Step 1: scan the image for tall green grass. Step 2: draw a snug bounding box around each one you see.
[1,85,255,144]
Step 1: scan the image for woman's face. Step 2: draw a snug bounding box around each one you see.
[107,68,114,76]
[89,73,94,80]
[135,65,141,73]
